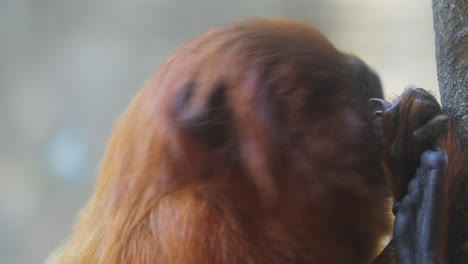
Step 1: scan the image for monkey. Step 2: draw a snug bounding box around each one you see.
[45,18,466,264]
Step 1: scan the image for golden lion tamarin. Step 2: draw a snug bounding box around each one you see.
[46,18,466,264]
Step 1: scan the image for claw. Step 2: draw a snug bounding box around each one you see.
[370,98,392,109]
[370,98,392,116]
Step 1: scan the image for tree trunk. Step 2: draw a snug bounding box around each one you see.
[432,0,467,263]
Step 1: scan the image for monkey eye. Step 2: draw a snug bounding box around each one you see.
[361,80,369,90]
[360,80,369,96]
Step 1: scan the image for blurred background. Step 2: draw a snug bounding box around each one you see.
[1,0,439,263]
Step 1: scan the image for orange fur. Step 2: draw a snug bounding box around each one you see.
[439,126,467,263]
[47,18,465,264]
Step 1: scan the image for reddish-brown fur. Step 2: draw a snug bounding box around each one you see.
[46,18,465,264]
[439,129,466,263]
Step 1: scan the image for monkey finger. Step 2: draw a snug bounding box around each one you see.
[405,168,425,202]
[394,210,416,264]
[416,169,443,263]
[413,115,449,147]
[412,88,441,110]
[419,148,446,171]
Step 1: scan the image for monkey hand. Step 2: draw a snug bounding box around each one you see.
[393,148,446,264]
[370,88,449,200]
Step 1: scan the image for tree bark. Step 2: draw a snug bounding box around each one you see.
[432,0,467,263]
[433,0,467,145]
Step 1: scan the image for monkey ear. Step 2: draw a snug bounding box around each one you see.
[172,79,233,149]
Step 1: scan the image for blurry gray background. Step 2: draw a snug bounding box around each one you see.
[1,0,438,263]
